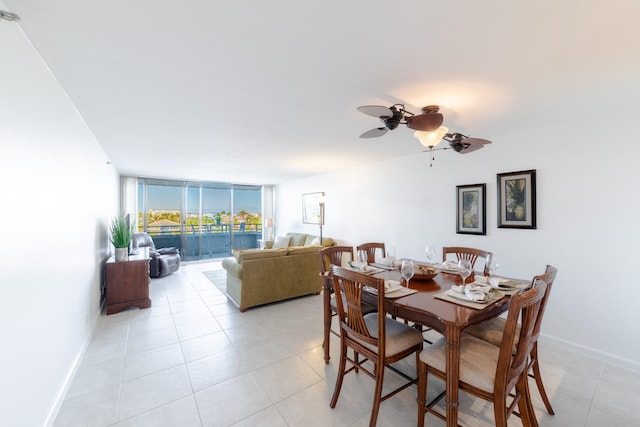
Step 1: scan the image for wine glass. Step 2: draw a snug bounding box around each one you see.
[386,246,397,267]
[458,259,472,289]
[357,249,368,272]
[487,254,499,277]
[401,259,415,287]
[425,245,436,265]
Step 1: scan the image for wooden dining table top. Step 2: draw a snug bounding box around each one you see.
[371,268,517,332]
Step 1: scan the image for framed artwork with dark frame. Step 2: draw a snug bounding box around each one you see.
[497,169,537,229]
[456,183,486,235]
[302,192,324,224]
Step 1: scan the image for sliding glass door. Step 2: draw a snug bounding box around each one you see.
[137,179,262,261]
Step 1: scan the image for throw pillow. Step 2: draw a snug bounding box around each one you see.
[310,236,321,246]
[272,235,291,249]
[287,233,308,246]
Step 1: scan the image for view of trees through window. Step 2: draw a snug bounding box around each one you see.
[137,179,262,260]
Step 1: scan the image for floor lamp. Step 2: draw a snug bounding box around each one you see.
[318,196,326,245]
[266,218,274,240]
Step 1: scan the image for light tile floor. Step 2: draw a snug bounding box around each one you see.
[54,260,640,426]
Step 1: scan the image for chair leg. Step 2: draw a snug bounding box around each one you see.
[493,389,509,427]
[369,360,385,427]
[330,339,347,408]
[417,356,427,427]
[517,372,539,427]
[530,344,555,415]
[323,290,332,364]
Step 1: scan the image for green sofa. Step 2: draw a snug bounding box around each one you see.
[221,233,335,311]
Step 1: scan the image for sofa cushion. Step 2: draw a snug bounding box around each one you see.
[236,248,287,262]
[287,245,322,255]
[273,235,291,249]
[287,233,308,246]
[321,237,335,247]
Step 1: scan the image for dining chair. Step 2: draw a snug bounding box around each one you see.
[318,246,376,364]
[464,265,558,415]
[442,246,493,275]
[417,280,548,427]
[356,242,386,264]
[330,265,423,427]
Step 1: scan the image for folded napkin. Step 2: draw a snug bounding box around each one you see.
[384,279,402,290]
[450,284,488,302]
[475,275,518,289]
[371,262,396,270]
[348,261,367,271]
[365,280,403,296]
[441,261,460,270]
[379,257,395,266]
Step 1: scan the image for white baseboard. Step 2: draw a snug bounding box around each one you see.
[542,333,640,372]
[43,304,103,427]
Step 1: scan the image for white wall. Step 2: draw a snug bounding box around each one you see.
[276,107,640,367]
[0,11,119,427]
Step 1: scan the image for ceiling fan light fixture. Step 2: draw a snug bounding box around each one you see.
[414,126,449,148]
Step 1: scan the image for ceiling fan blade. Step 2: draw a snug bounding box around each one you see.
[458,144,485,154]
[406,113,444,131]
[464,137,492,146]
[357,105,394,119]
[360,127,388,138]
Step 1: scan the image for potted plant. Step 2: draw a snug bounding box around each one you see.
[110,215,134,261]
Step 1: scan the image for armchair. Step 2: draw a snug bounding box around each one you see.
[132,232,181,278]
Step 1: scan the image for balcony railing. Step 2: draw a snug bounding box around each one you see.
[144,223,263,260]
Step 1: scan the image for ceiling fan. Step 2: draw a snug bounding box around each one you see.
[357,104,444,138]
[357,103,492,165]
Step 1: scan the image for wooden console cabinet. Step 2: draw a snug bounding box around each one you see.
[105,248,151,315]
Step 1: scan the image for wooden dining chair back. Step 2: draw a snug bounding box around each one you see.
[318,246,355,364]
[464,265,558,415]
[356,242,386,264]
[442,246,493,275]
[417,280,548,427]
[330,265,423,427]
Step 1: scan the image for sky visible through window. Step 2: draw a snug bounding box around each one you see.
[140,185,261,213]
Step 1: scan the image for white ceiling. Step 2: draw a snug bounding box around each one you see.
[3,0,639,184]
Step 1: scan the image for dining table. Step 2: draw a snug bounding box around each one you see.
[365,264,529,427]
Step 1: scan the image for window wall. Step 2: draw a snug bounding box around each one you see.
[137,178,263,260]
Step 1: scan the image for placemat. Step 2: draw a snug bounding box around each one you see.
[365,286,418,299]
[345,265,386,275]
[470,278,527,295]
[435,289,504,310]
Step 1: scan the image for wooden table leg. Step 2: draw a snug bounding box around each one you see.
[444,324,462,427]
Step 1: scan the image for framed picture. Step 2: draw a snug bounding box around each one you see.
[302,192,324,224]
[456,184,486,235]
[497,169,536,229]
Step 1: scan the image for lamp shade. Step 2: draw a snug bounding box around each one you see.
[414,126,449,148]
[266,218,274,227]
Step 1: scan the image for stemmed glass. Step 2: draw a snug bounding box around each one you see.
[487,254,499,277]
[401,259,415,288]
[425,245,436,265]
[386,246,397,267]
[357,249,368,272]
[458,259,472,289]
